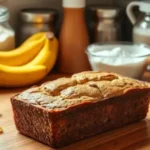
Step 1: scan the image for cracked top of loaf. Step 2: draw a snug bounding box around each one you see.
[14,71,150,111]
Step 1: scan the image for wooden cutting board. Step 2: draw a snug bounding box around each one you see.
[1,74,150,150]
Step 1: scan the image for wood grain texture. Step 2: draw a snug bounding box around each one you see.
[1,74,150,150]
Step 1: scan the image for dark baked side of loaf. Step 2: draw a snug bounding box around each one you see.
[11,71,150,148]
[11,89,150,148]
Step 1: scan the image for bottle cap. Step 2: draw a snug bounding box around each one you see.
[139,1,150,13]
[63,0,86,8]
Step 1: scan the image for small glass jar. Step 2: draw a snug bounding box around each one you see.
[89,6,121,42]
[18,8,58,45]
[0,6,15,51]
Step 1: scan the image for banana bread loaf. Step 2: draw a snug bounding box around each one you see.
[11,71,150,148]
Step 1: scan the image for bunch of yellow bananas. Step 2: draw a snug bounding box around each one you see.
[0,32,58,87]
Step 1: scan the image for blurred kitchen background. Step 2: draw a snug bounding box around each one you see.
[0,0,138,43]
[0,0,150,84]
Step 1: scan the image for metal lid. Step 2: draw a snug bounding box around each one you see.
[90,6,120,19]
[0,6,9,22]
[20,8,58,23]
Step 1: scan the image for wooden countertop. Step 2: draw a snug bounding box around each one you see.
[1,73,150,150]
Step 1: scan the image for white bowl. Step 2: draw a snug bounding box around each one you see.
[86,42,150,79]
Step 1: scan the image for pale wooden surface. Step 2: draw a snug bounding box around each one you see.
[1,74,150,150]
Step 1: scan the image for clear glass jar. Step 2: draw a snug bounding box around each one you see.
[0,6,15,51]
[90,6,121,42]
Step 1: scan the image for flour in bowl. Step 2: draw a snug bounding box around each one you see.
[87,44,150,78]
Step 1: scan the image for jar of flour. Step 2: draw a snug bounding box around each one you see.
[0,6,15,51]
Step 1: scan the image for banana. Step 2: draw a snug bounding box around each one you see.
[0,32,59,88]
[21,32,45,46]
[26,33,59,72]
[0,35,45,66]
[0,65,47,87]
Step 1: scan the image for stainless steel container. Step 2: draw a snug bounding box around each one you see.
[90,6,121,42]
[19,8,58,44]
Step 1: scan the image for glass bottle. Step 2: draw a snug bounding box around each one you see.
[59,0,91,73]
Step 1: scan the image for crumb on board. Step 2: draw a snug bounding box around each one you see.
[0,127,3,134]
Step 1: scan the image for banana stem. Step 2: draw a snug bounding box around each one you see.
[46,32,54,40]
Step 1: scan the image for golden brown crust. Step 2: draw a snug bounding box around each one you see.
[15,71,150,110]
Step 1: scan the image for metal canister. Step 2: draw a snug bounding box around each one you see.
[18,8,58,44]
[90,6,121,42]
